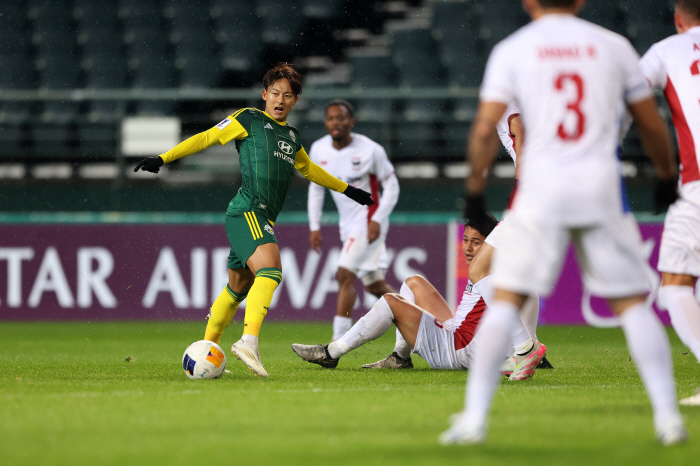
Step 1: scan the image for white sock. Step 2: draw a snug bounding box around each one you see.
[332,315,353,342]
[463,301,519,427]
[474,276,531,353]
[619,303,681,430]
[328,296,394,359]
[521,294,540,341]
[241,334,258,350]
[658,285,700,362]
[399,280,416,304]
[393,328,411,359]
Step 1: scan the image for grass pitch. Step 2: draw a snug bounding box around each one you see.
[0,322,698,466]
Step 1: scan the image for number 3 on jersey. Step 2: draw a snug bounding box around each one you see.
[555,73,585,141]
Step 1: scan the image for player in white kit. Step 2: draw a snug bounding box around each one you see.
[440,0,686,446]
[307,100,400,341]
[468,102,552,374]
[640,0,700,407]
[291,216,511,371]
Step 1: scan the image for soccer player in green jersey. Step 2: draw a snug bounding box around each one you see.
[134,63,374,377]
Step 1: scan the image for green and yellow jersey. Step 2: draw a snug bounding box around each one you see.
[159,108,348,222]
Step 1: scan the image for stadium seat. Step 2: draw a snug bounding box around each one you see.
[0,122,27,158]
[76,121,118,158]
[74,0,120,36]
[473,0,526,52]
[349,54,396,122]
[0,57,37,123]
[258,0,305,46]
[29,122,74,159]
[178,56,223,89]
[393,121,440,159]
[579,0,624,33]
[28,0,74,34]
[212,0,262,75]
[623,0,675,54]
[302,0,345,19]
[131,58,178,115]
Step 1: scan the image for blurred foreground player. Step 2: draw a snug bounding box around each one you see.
[292,216,546,378]
[134,64,373,377]
[307,100,400,341]
[441,0,686,446]
[640,0,700,406]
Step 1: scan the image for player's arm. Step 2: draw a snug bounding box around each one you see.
[626,97,678,211]
[367,173,399,243]
[295,147,374,205]
[308,181,325,253]
[509,114,523,178]
[134,116,248,173]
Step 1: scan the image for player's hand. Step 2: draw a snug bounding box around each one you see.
[309,230,323,253]
[367,221,381,244]
[654,178,678,214]
[343,185,374,206]
[134,156,164,173]
[463,192,488,222]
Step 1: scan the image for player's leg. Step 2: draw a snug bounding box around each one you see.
[659,273,700,358]
[225,213,282,377]
[441,215,565,445]
[576,217,685,445]
[291,293,424,368]
[334,266,358,340]
[203,268,254,344]
[470,241,543,372]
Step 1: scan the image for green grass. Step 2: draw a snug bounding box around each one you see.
[0,322,698,466]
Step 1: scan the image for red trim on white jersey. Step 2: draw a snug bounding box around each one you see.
[665,77,700,185]
[454,297,486,350]
[367,174,380,224]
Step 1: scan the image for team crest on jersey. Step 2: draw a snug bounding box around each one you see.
[351,157,361,170]
[289,130,295,142]
[264,224,274,235]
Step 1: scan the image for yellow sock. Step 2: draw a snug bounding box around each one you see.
[204,285,246,344]
[243,268,282,338]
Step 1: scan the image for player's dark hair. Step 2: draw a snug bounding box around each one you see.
[537,0,577,8]
[465,215,498,239]
[676,0,700,20]
[325,99,355,118]
[263,63,303,96]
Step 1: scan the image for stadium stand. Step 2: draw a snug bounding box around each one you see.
[0,0,678,175]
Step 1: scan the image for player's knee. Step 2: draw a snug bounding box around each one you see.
[404,275,428,289]
[383,293,404,307]
[335,267,356,285]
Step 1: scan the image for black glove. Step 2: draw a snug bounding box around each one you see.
[654,178,678,214]
[134,156,164,173]
[343,185,374,206]
[463,192,488,222]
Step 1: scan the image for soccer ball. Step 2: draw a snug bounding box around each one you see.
[182,340,227,379]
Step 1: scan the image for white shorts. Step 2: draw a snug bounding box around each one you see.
[337,233,389,283]
[658,183,700,277]
[484,213,512,249]
[492,212,651,298]
[413,312,467,370]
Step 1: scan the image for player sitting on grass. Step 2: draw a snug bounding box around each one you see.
[292,215,547,379]
[133,63,373,377]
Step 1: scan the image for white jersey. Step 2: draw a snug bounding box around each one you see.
[308,133,399,241]
[481,14,652,225]
[640,26,700,186]
[441,279,486,367]
[495,102,521,164]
